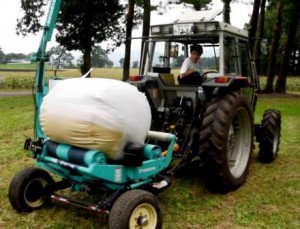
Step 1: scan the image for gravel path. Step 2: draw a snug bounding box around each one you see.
[0,90,32,97]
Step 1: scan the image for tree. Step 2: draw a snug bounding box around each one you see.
[123,0,136,81]
[179,0,212,10]
[0,47,5,63]
[253,0,267,76]
[56,0,124,76]
[222,0,232,24]
[248,0,261,55]
[48,46,74,69]
[91,46,113,68]
[17,0,124,76]
[132,60,139,68]
[264,1,284,93]
[4,53,28,62]
[119,58,124,68]
[275,0,300,93]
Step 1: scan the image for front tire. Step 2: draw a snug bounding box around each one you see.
[8,167,54,213]
[109,189,163,229]
[200,91,253,193]
[257,109,281,163]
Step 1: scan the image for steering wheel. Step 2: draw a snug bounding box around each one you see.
[202,70,218,81]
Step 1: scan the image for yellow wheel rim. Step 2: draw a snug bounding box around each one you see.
[129,203,157,229]
[24,178,48,208]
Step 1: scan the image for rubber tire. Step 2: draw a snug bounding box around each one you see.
[109,189,163,229]
[258,109,281,163]
[199,91,253,193]
[8,167,54,213]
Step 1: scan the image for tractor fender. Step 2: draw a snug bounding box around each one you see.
[201,76,248,98]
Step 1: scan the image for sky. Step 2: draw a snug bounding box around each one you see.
[0,0,253,55]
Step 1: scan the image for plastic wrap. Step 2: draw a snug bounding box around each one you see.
[40,78,151,160]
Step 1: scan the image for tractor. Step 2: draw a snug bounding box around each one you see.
[128,10,281,192]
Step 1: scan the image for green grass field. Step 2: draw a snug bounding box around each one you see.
[0,93,299,228]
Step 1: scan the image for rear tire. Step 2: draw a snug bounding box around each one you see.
[257,109,281,163]
[8,167,54,213]
[200,91,253,193]
[109,189,162,229]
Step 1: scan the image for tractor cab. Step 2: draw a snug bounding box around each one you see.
[139,10,257,88]
[129,11,259,121]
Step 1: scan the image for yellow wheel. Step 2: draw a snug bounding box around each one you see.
[109,189,162,229]
[129,203,157,228]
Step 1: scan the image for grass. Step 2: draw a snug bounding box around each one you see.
[0,63,37,70]
[0,93,299,228]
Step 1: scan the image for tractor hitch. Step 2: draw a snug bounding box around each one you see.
[24,137,44,158]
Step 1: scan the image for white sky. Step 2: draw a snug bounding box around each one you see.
[0,0,253,55]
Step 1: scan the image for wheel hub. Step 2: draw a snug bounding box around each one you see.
[227,107,251,178]
[130,203,157,229]
[137,215,149,227]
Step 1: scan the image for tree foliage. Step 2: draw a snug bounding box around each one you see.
[17,0,124,75]
[0,47,5,63]
[48,46,74,69]
[16,0,47,36]
[91,46,113,68]
[179,0,212,10]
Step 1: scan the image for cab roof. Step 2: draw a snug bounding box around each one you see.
[150,10,248,39]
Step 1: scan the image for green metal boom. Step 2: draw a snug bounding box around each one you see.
[32,0,62,138]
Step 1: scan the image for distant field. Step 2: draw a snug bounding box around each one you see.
[0,63,51,70]
[0,68,141,89]
[1,66,299,92]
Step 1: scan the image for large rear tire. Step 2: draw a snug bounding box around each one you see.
[200,91,253,193]
[257,109,281,163]
[8,167,54,213]
[109,189,163,229]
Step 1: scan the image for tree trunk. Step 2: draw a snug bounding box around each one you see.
[223,0,231,24]
[123,0,135,82]
[142,0,150,37]
[263,2,283,93]
[249,0,261,55]
[254,0,266,76]
[275,1,300,93]
[140,0,151,74]
[82,48,91,77]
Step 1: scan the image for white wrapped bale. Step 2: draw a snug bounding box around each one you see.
[40,78,151,160]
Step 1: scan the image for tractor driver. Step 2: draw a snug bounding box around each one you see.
[178,44,204,85]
